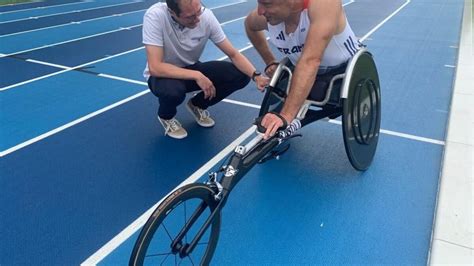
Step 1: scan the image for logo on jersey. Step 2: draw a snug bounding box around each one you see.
[276,31,285,41]
[191,36,204,42]
[277,44,304,55]
[343,36,360,56]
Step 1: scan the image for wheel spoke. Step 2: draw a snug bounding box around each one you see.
[142,251,173,265]
[145,252,173,258]
[160,253,171,266]
[184,201,187,243]
[161,222,174,242]
[177,256,195,266]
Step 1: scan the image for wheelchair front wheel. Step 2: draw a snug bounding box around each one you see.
[130,184,221,266]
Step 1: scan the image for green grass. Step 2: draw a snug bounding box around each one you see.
[0,0,34,6]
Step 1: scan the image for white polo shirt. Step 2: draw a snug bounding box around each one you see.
[142,3,226,79]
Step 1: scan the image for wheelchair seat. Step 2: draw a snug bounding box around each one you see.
[266,59,347,106]
[308,62,347,105]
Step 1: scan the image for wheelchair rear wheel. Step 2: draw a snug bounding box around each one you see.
[342,51,381,171]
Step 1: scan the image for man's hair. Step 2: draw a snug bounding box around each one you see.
[166,0,192,16]
[166,0,181,16]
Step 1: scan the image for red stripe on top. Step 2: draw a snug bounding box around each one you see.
[303,0,309,9]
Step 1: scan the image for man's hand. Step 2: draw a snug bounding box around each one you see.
[261,112,290,139]
[195,72,216,100]
[255,75,270,91]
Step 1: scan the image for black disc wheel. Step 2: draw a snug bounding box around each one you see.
[130,184,221,266]
[342,51,381,171]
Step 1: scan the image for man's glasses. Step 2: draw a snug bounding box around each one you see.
[181,6,205,21]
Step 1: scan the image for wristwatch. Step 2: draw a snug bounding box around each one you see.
[251,70,261,82]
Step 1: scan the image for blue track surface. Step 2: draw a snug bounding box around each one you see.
[1,10,145,55]
[0,0,133,22]
[0,0,465,265]
[0,0,80,13]
[0,0,156,35]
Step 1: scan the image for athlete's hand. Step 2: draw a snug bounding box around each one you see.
[195,73,216,100]
[264,62,279,78]
[261,112,288,139]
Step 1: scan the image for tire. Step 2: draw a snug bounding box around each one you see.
[130,184,221,266]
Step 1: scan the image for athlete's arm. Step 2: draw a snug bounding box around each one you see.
[245,10,277,66]
[261,0,342,138]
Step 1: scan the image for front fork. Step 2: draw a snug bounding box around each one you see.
[170,168,230,258]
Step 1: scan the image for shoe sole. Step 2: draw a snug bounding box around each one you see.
[167,133,188,139]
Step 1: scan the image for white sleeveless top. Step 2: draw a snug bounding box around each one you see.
[268,9,361,67]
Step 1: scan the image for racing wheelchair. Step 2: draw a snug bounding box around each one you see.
[129,48,381,265]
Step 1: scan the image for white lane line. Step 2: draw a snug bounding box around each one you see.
[343,0,355,7]
[218,43,254,60]
[1,24,142,57]
[219,102,445,146]
[444,65,456,68]
[326,120,445,145]
[97,73,147,86]
[0,46,145,92]
[210,0,247,10]
[220,16,245,26]
[0,0,90,15]
[26,59,74,69]
[1,67,74,91]
[1,0,41,8]
[0,1,137,24]
[0,90,149,158]
[360,0,411,41]
[0,9,145,38]
[222,98,261,109]
[80,125,256,266]
[378,129,445,145]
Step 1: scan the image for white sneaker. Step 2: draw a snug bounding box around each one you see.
[186,99,215,127]
[158,117,188,139]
